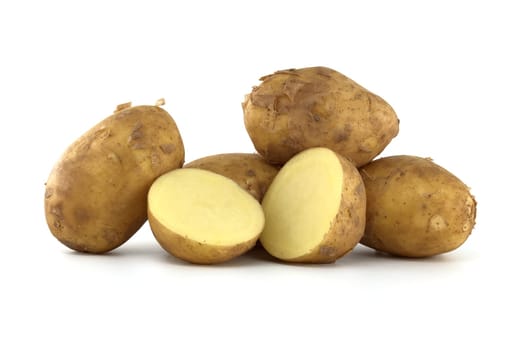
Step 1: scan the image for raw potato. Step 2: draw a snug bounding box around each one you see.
[184,153,279,202]
[360,156,477,257]
[243,66,399,166]
[148,168,265,264]
[44,103,185,253]
[260,147,366,263]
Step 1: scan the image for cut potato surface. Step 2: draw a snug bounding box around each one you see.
[148,168,265,264]
[260,147,366,263]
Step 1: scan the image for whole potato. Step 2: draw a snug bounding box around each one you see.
[184,153,279,202]
[44,103,185,253]
[360,156,476,257]
[243,66,399,166]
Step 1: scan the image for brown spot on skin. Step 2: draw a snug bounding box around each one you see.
[353,215,361,229]
[131,143,146,150]
[245,182,254,192]
[366,94,373,113]
[319,245,337,257]
[151,151,161,168]
[354,183,365,195]
[128,122,146,149]
[74,207,90,224]
[282,78,307,101]
[312,115,321,122]
[45,187,54,199]
[334,131,348,143]
[358,143,372,152]
[315,68,332,78]
[258,183,269,198]
[271,68,299,78]
[274,95,290,113]
[51,205,64,220]
[246,169,256,177]
[53,220,63,231]
[107,152,121,164]
[103,228,120,245]
[251,94,275,110]
[77,139,91,153]
[129,122,143,141]
[93,127,111,141]
[159,143,176,154]
[282,136,301,149]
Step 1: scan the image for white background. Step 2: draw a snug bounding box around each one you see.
[1,0,524,349]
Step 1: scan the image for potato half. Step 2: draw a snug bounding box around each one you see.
[260,147,366,263]
[184,153,279,202]
[44,103,185,253]
[148,168,265,264]
[360,155,477,257]
[243,66,399,167]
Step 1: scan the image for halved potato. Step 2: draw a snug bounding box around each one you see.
[260,147,366,263]
[148,168,265,264]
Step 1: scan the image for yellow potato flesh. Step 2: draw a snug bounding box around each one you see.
[260,148,343,260]
[148,169,264,246]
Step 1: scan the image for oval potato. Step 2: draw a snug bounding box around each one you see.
[44,104,185,253]
[243,66,399,166]
[360,155,476,257]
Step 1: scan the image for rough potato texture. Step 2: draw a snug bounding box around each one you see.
[243,66,399,166]
[184,153,279,202]
[148,213,259,265]
[288,153,366,263]
[360,156,476,257]
[44,105,185,253]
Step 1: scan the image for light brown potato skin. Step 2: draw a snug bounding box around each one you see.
[44,105,185,253]
[148,212,258,264]
[243,66,399,167]
[286,152,366,263]
[360,156,476,257]
[184,153,279,202]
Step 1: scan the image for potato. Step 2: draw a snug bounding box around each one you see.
[260,147,366,263]
[184,153,279,202]
[360,156,477,257]
[243,66,399,167]
[44,103,185,253]
[148,168,265,264]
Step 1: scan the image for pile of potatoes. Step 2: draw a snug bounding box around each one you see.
[44,67,476,264]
